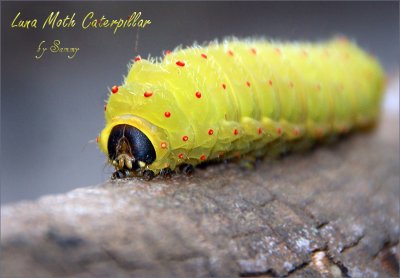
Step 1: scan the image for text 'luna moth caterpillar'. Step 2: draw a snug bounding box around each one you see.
[97,37,384,180]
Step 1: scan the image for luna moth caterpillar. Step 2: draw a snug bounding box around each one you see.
[97,37,384,179]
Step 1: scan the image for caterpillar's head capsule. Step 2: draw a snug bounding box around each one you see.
[107,124,156,173]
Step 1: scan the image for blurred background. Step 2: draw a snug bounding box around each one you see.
[1,1,399,204]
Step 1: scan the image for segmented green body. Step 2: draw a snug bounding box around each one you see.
[99,38,384,173]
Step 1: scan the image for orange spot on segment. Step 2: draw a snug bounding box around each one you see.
[275,48,281,55]
[176,61,185,67]
[178,153,184,159]
[96,136,99,143]
[251,48,257,55]
[258,127,262,135]
[165,50,171,55]
[195,91,202,98]
[182,135,188,142]
[111,85,119,94]
[277,127,282,135]
[144,91,153,98]
[201,53,207,59]
[222,83,226,90]
[246,81,251,87]
[233,129,239,135]
[160,142,167,149]
[228,50,234,56]
[208,129,214,135]
[200,155,206,161]
[338,36,349,43]
[164,111,171,118]
[316,128,324,137]
[268,80,273,86]
[134,55,141,62]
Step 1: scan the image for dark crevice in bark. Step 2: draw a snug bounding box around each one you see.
[286,261,310,276]
[239,269,278,277]
[340,234,365,254]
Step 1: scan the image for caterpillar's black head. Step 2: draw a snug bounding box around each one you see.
[108,124,156,172]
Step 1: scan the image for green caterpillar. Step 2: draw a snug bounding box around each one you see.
[98,37,384,179]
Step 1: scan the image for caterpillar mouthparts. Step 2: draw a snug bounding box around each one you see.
[108,124,156,177]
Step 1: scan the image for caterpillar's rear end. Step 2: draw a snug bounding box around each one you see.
[98,37,385,179]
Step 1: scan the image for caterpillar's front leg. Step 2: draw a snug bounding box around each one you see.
[111,169,132,180]
[160,168,173,178]
[179,163,194,176]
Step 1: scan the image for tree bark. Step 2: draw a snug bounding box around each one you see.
[1,80,399,278]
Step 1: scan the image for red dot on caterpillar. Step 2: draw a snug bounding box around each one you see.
[258,127,262,135]
[338,36,349,44]
[293,127,300,136]
[176,61,185,67]
[277,127,282,136]
[246,81,251,87]
[160,142,167,149]
[200,155,206,161]
[251,48,257,55]
[134,55,141,62]
[144,91,153,98]
[178,153,184,159]
[165,50,171,55]
[111,85,119,94]
[268,80,273,86]
[182,135,188,142]
[222,83,226,90]
[195,91,202,98]
[201,53,207,59]
[316,127,324,138]
[164,111,171,118]
[228,50,234,56]
[340,126,349,133]
[96,136,99,143]
[208,129,214,135]
[233,129,239,135]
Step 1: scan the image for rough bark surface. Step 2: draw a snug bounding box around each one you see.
[1,81,399,278]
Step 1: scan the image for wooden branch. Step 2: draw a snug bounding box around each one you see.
[1,81,399,278]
